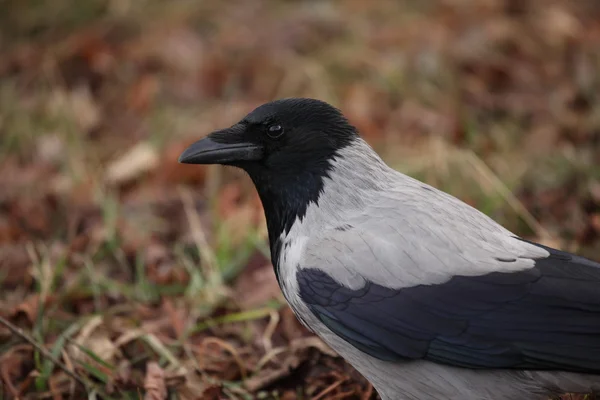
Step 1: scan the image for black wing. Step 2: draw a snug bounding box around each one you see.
[298,244,600,372]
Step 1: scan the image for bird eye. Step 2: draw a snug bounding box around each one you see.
[267,124,284,138]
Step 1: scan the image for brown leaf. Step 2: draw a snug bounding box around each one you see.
[155,140,207,185]
[342,84,383,140]
[290,337,338,358]
[591,213,600,233]
[233,260,282,309]
[0,214,21,242]
[590,181,600,204]
[10,197,52,237]
[105,142,159,185]
[221,203,260,248]
[77,31,116,75]
[126,26,205,75]
[127,74,160,113]
[162,298,186,338]
[35,134,66,166]
[144,362,168,400]
[69,316,121,367]
[0,351,26,398]
[115,360,133,386]
[200,385,225,400]
[12,294,42,324]
[243,336,337,393]
[243,352,302,392]
[216,183,242,219]
[281,306,310,341]
[0,245,31,287]
[537,6,581,47]
[177,368,223,400]
[68,86,102,132]
[49,374,64,400]
[145,240,188,285]
[199,52,230,98]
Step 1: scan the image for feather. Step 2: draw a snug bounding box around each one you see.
[298,246,600,373]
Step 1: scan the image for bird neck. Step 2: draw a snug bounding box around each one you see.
[249,164,329,261]
[248,139,395,271]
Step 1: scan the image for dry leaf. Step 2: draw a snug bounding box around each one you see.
[144,362,167,400]
[590,181,600,204]
[155,140,207,184]
[0,245,31,286]
[12,294,42,324]
[69,316,121,366]
[36,134,66,165]
[591,213,600,233]
[290,336,338,358]
[233,261,282,308]
[47,87,101,132]
[243,352,302,392]
[244,336,337,392]
[128,74,159,113]
[162,298,186,338]
[105,143,159,185]
[69,86,102,131]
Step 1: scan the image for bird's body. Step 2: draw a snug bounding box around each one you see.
[275,140,600,399]
[179,98,600,399]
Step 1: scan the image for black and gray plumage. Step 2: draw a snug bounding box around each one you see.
[179,98,600,400]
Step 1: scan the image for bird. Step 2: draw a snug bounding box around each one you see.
[178,98,600,400]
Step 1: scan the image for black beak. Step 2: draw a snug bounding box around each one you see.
[178,125,263,165]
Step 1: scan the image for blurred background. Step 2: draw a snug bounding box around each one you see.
[1,0,600,399]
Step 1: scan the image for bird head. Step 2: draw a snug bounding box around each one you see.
[179,98,364,243]
[178,98,358,175]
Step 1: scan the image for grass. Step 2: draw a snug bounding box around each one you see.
[1,0,599,399]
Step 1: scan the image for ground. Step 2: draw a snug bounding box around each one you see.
[0,0,599,399]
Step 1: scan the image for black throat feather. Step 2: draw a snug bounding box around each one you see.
[246,161,333,283]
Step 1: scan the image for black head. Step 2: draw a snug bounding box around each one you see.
[178,98,357,172]
[179,98,359,259]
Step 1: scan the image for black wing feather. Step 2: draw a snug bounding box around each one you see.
[298,245,600,373]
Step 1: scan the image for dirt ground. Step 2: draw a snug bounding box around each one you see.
[1,0,599,399]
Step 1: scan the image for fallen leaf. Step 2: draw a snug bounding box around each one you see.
[0,350,27,398]
[590,181,600,204]
[36,134,66,165]
[69,86,102,132]
[342,84,383,140]
[144,362,167,400]
[0,245,31,287]
[198,385,225,400]
[127,74,159,113]
[290,337,338,358]
[0,214,21,242]
[105,142,159,185]
[155,140,207,184]
[221,203,259,248]
[177,367,223,400]
[47,86,101,132]
[591,213,600,233]
[537,6,581,47]
[216,183,242,219]
[69,316,121,367]
[243,335,338,392]
[162,298,186,338]
[243,352,302,392]
[49,374,65,400]
[12,294,42,324]
[77,31,116,74]
[233,260,281,308]
[281,306,310,341]
[114,360,133,386]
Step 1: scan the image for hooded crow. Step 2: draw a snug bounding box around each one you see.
[179,98,600,400]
